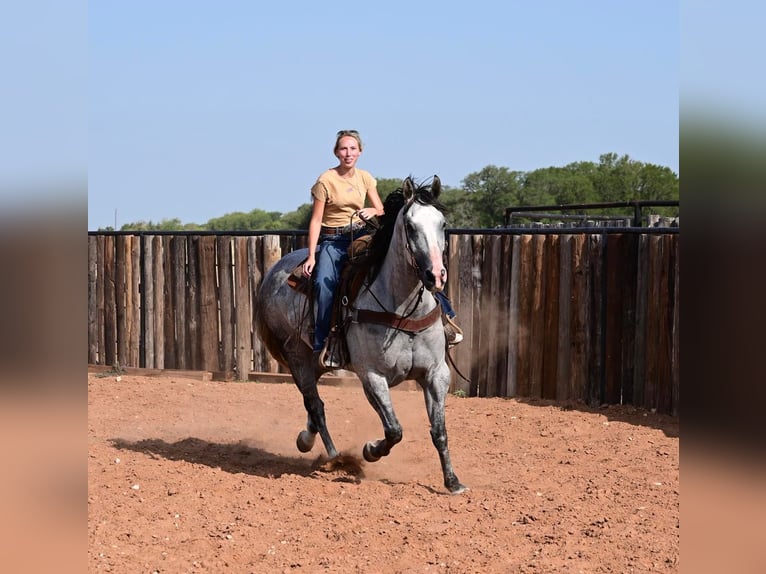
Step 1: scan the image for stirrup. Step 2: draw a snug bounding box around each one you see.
[443,315,464,346]
[316,344,341,369]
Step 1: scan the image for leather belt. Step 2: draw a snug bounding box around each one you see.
[321,222,366,236]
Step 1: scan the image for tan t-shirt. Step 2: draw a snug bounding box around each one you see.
[311,168,376,228]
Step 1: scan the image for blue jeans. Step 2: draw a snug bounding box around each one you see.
[435,291,456,318]
[312,233,355,352]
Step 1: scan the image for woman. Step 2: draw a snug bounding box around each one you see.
[303,130,462,369]
[303,130,384,368]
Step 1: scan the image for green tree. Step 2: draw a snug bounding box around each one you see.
[593,153,642,203]
[439,186,476,228]
[280,203,313,229]
[119,218,203,231]
[462,165,525,227]
[522,164,598,206]
[375,177,405,203]
[206,209,285,231]
[591,153,678,215]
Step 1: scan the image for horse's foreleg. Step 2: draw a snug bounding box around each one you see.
[360,376,403,462]
[423,373,467,494]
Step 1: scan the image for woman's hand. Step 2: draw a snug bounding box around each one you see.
[303,256,315,277]
[357,207,381,221]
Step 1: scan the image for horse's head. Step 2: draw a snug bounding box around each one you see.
[401,175,448,292]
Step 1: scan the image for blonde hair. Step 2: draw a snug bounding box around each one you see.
[334,129,363,153]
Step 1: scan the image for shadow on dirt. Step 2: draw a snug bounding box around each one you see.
[111,437,320,478]
[512,397,679,439]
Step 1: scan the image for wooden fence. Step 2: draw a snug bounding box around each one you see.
[87,229,679,415]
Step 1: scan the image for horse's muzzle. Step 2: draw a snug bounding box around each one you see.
[423,268,447,292]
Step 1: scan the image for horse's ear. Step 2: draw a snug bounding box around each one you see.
[431,175,441,199]
[402,176,415,199]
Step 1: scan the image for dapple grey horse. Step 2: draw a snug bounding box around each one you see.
[254,176,466,494]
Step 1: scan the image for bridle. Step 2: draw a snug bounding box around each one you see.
[350,198,443,332]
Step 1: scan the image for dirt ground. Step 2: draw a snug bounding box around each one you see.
[88,372,679,573]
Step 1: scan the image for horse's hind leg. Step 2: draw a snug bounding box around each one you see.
[423,369,467,494]
[360,374,403,462]
[289,359,339,459]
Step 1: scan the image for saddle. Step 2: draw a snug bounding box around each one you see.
[286,235,374,368]
[286,234,372,296]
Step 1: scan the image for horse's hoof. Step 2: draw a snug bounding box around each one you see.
[296,430,316,453]
[448,483,469,495]
[363,442,380,463]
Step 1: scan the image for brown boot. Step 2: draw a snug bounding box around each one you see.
[443,315,464,346]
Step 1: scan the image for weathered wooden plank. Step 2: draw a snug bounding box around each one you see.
[198,236,219,371]
[586,234,604,406]
[103,235,117,367]
[528,234,546,398]
[516,235,533,397]
[671,235,680,416]
[451,234,474,396]
[569,234,588,402]
[142,235,155,368]
[556,235,572,401]
[657,235,673,415]
[162,236,176,369]
[644,235,661,411]
[604,234,624,405]
[96,235,106,365]
[470,235,485,395]
[234,237,253,379]
[152,236,165,369]
[129,235,141,367]
[123,235,133,367]
[279,235,292,257]
[115,235,128,367]
[541,234,560,400]
[483,235,501,397]
[187,236,201,370]
[505,236,521,397]
[172,236,188,368]
[496,235,512,397]
[632,235,649,407]
[88,236,98,364]
[218,236,235,373]
[620,234,639,405]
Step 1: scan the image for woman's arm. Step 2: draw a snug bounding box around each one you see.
[302,197,325,277]
[359,182,384,220]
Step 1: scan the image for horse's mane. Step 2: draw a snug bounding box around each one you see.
[366,179,447,283]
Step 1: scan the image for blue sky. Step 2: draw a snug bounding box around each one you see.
[86,1,680,230]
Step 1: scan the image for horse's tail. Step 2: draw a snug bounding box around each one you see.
[253,287,290,369]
